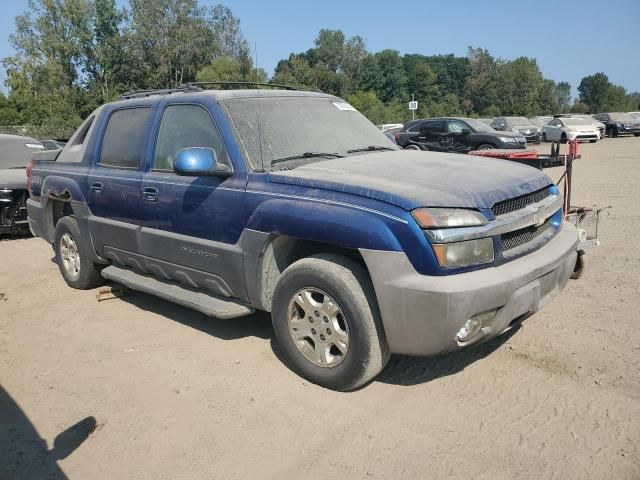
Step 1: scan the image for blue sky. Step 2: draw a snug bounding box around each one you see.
[1,0,639,98]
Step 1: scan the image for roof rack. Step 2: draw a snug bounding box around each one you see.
[118,85,203,100]
[183,81,302,91]
[117,81,312,101]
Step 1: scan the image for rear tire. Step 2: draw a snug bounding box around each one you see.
[405,144,421,150]
[542,133,547,142]
[476,144,495,150]
[271,254,390,391]
[608,128,618,138]
[54,216,104,290]
[561,133,568,143]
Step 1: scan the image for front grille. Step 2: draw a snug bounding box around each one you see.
[491,187,551,217]
[501,218,552,251]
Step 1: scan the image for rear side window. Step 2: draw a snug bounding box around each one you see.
[422,121,445,133]
[99,107,151,168]
[154,104,228,171]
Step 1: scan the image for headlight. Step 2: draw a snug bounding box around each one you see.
[498,136,516,143]
[431,238,494,269]
[412,208,488,228]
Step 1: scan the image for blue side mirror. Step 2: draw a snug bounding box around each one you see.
[173,147,230,177]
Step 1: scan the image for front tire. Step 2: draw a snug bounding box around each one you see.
[54,216,104,290]
[404,144,421,150]
[476,144,495,150]
[608,128,618,138]
[271,254,390,391]
[542,132,547,142]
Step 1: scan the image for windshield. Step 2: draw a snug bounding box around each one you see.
[464,118,495,132]
[505,117,532,126]
[221,96,398,171]
[563,118,592,126]
[609,113,636,122]
[0,136,44,169]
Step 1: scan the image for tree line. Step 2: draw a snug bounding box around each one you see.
[1,0,639,138]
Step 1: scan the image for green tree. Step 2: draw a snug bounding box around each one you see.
[374,49,406,103]
[465,47,498,115]
[345,91,388,125]
[578,73,612,112]
[555,81,571,112]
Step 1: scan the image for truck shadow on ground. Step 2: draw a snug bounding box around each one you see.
[376,326,520,387]
[117,288,273,341]
[117,287,521,388]
[0,386,96,480]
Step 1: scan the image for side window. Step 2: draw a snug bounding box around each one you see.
[154,104,229,171]
[99,107,151,168]
[422,121,445,133]
[408,122,423,133]
[447,120,467,133]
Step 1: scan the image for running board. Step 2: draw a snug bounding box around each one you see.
[101,266,254,319]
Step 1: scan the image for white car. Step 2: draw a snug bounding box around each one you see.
[542,117,600,143]
[629,111,640,120]
[529,116,553,128]
[568,114,606,138]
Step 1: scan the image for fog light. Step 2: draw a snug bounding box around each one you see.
[456,309,498,343]
[457,318,482,342]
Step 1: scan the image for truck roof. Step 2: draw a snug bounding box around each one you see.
[110,88,336,107]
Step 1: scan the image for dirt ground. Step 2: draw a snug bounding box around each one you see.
[1,137,639,480]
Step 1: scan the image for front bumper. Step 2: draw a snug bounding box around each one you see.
[0,189,29,234]
[360,222,578,356]
[522,132,542,142]
[617,126,640,135]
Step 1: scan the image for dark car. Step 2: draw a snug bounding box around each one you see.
[0,134,45,235]
[491,117,543,143]
[395,117,527,153]
[592,112,640,137]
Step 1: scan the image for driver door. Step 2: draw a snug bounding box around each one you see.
[138,102,244,298]
[414,120,446,151]
[445,120,473,153]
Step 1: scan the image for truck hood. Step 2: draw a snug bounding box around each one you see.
[0,168,27,190]
[268,151,551,211]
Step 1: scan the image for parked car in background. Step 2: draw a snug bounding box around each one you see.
[627,111,640,120]
[380,123,404,132]
[529,116,553,128]
[0,134,45,235]
[40,139,66,150]
[569,115,606,138]
[542,117,600,143]
[592,112,640,137]
[395,117,526,152]
[491,117,542,143]
[26,87,579,390]
[383,126,402,144]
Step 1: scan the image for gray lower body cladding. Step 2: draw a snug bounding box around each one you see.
[360,222,578,356]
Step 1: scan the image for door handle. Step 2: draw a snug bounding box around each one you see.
[142,187,159,202]
[90,182,103,195]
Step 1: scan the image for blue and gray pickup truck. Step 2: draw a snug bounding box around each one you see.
[26,86,579,390]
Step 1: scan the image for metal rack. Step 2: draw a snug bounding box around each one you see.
[117,81,306,100]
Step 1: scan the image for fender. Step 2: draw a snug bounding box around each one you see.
[246,196,406,252]
[38,175,105,263]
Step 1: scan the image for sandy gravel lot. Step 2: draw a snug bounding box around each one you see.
[1,137,639,479]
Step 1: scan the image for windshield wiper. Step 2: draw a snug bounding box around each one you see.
[270,151,344,166]
[346,145,395,154]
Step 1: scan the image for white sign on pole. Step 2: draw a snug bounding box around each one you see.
[408,101,418,111]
